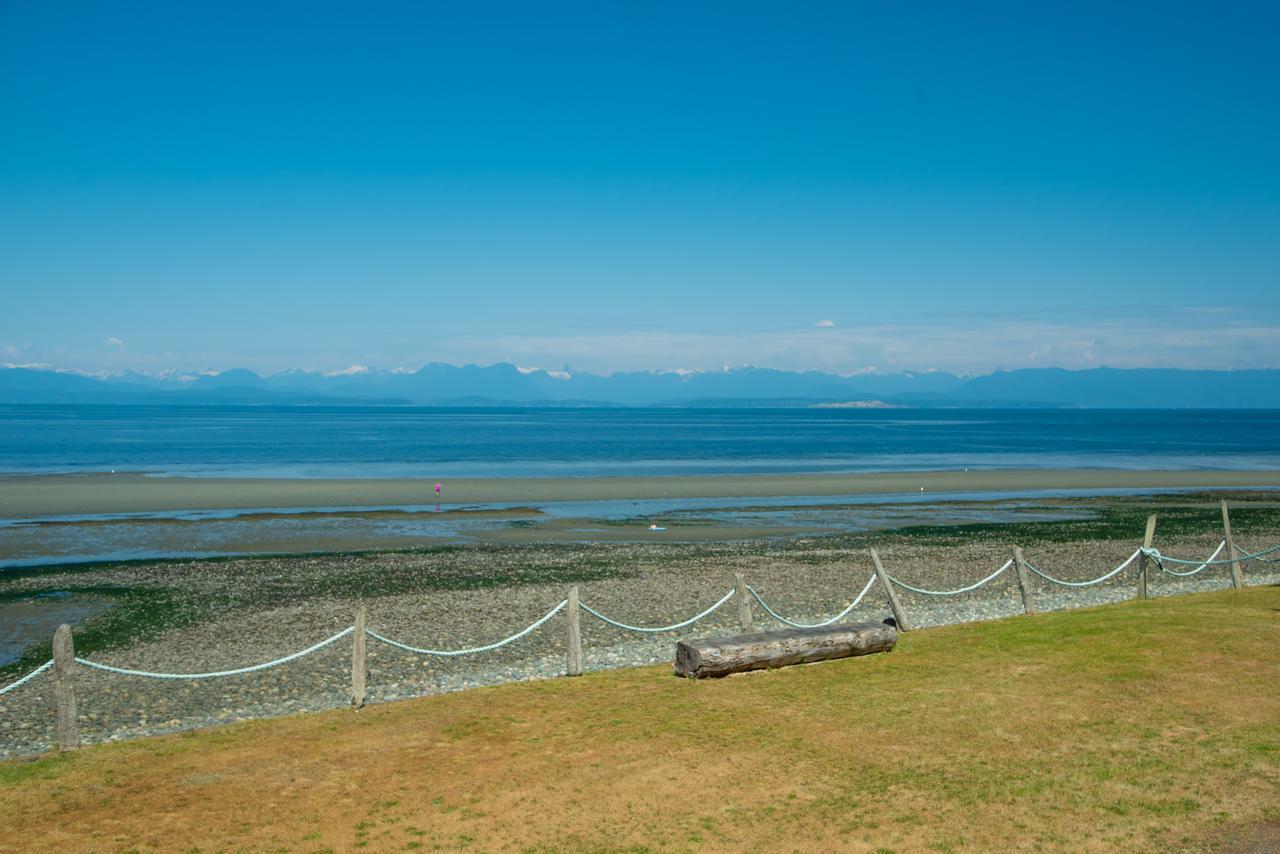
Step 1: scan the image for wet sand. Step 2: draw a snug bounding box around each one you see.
[4,469,1280,518]
[0,594,113,665]
[0,499,1101,564]
[18,506,543,527]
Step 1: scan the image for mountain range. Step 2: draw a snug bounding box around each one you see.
[1,363,1278,408]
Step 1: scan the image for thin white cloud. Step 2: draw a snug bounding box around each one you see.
[816,319,836,328]
[13,304,1279,376]
[431,309,1280,375]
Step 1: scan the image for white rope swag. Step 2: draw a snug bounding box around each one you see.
[75,627,355,679]
[748,574,877,629]
[365,600,568,656]
[0,660,54,696]
[579,590,736,633]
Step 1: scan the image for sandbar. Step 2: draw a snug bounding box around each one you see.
[3,469,1280,518]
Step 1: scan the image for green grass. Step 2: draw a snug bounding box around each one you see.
[2,586,1278,851]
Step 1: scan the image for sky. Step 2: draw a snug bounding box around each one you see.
[2,1,1278,377]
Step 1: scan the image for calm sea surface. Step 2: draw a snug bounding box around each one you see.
[2,405,1279,478]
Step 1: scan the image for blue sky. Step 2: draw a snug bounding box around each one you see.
[2,1,1278,376]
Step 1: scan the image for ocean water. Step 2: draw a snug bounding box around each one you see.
[2,405,1279,478]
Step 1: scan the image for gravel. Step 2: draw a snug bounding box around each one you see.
[2,532,1277,759]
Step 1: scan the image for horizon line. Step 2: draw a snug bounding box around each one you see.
[5,361,1279,381]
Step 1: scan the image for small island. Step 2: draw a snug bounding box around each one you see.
[809,400,911,409]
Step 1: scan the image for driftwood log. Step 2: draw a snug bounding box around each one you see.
[674,621,896,679]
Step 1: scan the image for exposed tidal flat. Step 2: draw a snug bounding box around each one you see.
[8,468,1280,518]
[4,468,1280,566]
[2,488,1280,759]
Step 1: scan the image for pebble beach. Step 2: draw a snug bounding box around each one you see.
[3,497,1278,759]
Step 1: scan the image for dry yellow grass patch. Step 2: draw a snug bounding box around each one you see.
[2,587,1278,852]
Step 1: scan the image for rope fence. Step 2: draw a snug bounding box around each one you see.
[1023,548,1142,587]
[5,505,1278,753]
[1142,542,1225,576]
[580,589,735,633]
[365,600,567,656]
[749,574,877,629]
[0,660,53,696]
[885,559,1014,596]
[73,627,355,680]
[1237,544,1280,563]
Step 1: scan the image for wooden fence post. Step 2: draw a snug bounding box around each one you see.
[351,605,367,709]
[1138,514,1157,600]
[1012,547,1037,614]
[735,573,753,633]
[566,586,583,677]
[1221,500,1245,590]
[870,549,910,632]
[52,624,79,752]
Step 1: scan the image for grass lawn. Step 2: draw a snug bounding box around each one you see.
[2,586,1278,852]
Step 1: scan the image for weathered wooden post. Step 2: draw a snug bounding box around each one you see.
[734,573,753,633]
[1137,514,1157,600]
[1012,547,1037,614]
[566,586,583,677]
[351,605,367,709]
[1221,500,1245,590]
[870,549,910,632]
[52,624,79,752]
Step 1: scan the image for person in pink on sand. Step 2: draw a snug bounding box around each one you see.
[434,482,443,498]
